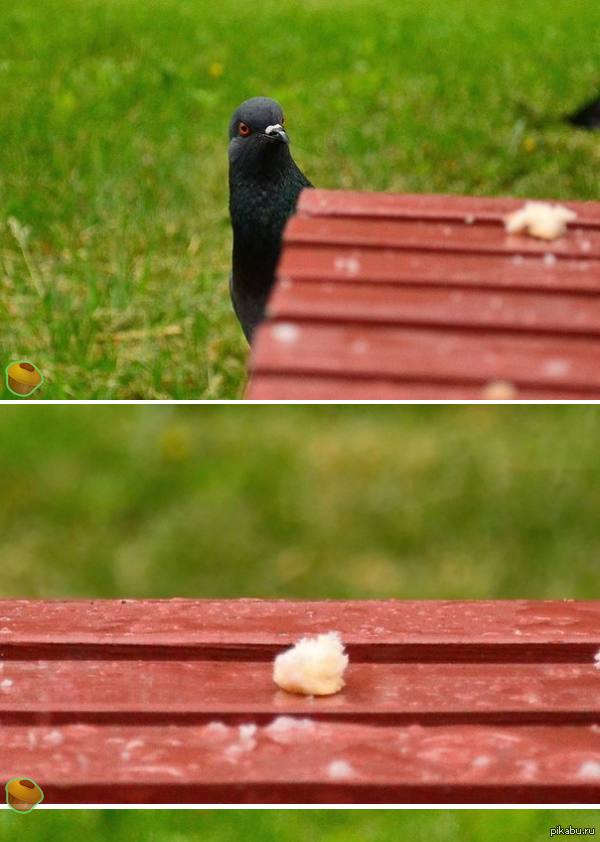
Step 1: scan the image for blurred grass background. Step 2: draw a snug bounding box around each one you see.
[1,0,599,398]
[1,809,599,842]
[1,404,598,599]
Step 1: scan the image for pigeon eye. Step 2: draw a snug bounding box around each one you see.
[281,115,286,126]
[238,122,251,136]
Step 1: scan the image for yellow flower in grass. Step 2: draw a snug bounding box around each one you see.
[208,62,224,80]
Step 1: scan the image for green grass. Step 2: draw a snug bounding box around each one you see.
[1,404,598,599]
[0,810,599,842]
[0,0,598,398]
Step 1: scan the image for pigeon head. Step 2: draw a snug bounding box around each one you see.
[229,97,291,174]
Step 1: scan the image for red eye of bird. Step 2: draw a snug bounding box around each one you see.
[281,115,286,126]
[238,122,251,136]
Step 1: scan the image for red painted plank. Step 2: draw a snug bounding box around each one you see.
[1,661,598,724]
[284,216,600,260]
[2,600,598,653]
[268,280,600,336]
[251,323,600,392]
[245,374,591,400]
[1,600,599,804]
[2,721,599,803]
[278,245,600,293]
[298,190,600,229]
[246,191,600,399]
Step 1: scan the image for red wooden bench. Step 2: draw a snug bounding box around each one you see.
[1,599,599,804]
[246,190,600,399]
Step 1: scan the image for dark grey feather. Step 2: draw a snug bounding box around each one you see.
[567,95,600,129]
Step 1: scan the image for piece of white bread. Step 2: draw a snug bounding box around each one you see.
[273,631,348,696]
[504,201,577,240]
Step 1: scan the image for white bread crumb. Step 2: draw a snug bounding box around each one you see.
[578,760,600,779]
[273,631,348,696]
[224,723,258,759]
[204,721,229,735]
[481,380,518,400]
[504,201,577,240]
[327,759,355,779]
[265,716,316,744]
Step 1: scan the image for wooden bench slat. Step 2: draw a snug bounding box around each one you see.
[298,190,600,229]
[3,600,598,803]
[278,245,600,294]
[3,661,598,724]
[2,599,597,650]
[269,281,600,336]
[2,721,598,803]
[247,189,600,399]
[246,374,592,400]
[285,217,600,260]
[252,323,600,391]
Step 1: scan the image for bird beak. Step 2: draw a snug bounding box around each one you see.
[264,124,290,144]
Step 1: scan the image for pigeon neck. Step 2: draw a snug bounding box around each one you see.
[231,139,293,183]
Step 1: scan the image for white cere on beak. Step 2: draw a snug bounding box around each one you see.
[265,124,284,135]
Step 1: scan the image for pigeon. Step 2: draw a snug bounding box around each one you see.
[567,95,600,129]
[228,97,313,344]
